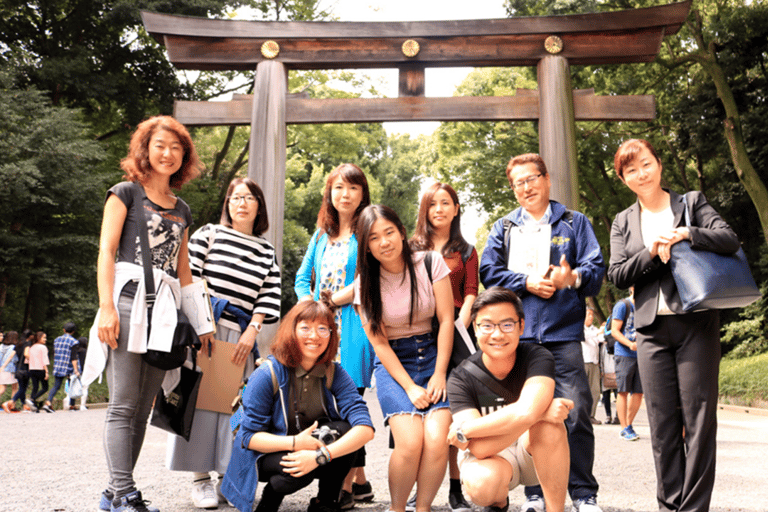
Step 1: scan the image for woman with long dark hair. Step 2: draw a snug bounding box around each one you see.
[354,204,454,512]
[294,163,374,507]
[608,139,741,512]
[167,177,281,509]
[409,182,477,512]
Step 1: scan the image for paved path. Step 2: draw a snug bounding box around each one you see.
[2,393,767,512]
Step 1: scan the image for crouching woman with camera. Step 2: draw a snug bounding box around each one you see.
[221,300,375,512]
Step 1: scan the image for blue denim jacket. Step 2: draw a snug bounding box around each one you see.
[480,200,605,344]
[221,355,374,512]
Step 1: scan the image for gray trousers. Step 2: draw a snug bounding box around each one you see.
[104,284,166,498]
[637,310,720,512]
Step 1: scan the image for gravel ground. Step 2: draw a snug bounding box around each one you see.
[2,391,767,512]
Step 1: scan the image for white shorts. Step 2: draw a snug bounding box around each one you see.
[458,440,539,490]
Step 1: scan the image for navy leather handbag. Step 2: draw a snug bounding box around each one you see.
[669,194,761,311]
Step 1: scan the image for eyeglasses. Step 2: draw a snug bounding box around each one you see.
[229,194,257,204]
[476,320,520,335]
[298,325,331,338]
[512,174,542,190]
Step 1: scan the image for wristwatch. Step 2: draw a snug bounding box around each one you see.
[249,321,262,333]
[455,425,468,444]
[315,448,329,466]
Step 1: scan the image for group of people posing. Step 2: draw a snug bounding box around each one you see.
[86,115,741,512]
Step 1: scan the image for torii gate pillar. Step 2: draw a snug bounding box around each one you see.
[249,60,287,258]
[538,56,579,209]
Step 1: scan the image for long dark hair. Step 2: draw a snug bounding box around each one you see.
[220,177,269,236]
[355,205,419,337]
[316,163,371,238]
[410,182,470,258]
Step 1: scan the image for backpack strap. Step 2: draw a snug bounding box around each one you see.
[463,359,515,403]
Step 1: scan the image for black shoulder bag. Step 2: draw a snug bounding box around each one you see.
[131,182,201,370]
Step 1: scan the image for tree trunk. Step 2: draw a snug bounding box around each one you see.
[689,13,768,245]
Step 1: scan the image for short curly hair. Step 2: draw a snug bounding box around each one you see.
[120,116,201,189]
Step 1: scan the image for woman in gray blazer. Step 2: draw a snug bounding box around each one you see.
[607,139,740,512]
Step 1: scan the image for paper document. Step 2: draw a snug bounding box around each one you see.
[181,280,216,336]
[507,224,551,277]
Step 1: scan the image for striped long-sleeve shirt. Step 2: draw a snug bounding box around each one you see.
[188,224,281,333]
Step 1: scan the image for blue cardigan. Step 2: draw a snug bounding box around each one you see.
[294,230,374,387]
[221,356,374,512]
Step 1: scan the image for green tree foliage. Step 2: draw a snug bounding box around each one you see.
[0,69,106,332]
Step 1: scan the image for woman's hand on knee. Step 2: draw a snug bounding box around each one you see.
[406,384,431,409]
[280,450,319,478]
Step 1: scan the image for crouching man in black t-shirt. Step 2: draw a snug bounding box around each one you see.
[447,287,573,512]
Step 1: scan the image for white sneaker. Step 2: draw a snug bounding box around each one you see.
[520,495,545,512]
[79,404,88,411]
[192,479,219,509]
[571,495,602,512]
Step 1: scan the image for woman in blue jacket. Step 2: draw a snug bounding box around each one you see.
[294,163,375,506]
[221,301,374,512]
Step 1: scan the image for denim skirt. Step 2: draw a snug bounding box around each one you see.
[373,333,449,424]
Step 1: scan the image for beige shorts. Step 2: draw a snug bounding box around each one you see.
[458,440,539,490]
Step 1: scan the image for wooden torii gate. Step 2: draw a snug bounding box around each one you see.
[142,1,690,262]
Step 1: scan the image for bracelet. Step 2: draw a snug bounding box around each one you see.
[328,295,338,307]
[320,445,332,462]
[292,436,296,451]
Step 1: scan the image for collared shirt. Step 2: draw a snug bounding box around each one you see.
[289,364,327,433]
[52,333,79,377]
[520,204,553,226]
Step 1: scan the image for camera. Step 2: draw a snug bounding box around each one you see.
[311,425,340,445]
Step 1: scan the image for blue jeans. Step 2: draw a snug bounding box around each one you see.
[524,340,598,501]
[48,375,67,404]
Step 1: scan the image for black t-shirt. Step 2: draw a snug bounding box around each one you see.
[108,181,193,279]
[447,344,555,417]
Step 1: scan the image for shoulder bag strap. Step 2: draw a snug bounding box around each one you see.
[463,359,515,403]
[131,182,156,308]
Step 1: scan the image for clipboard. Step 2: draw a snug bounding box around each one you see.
[196,339,246,414]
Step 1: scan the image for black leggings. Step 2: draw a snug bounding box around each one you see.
[29,370,49,402]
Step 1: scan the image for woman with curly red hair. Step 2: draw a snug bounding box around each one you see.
[87,116,207,512]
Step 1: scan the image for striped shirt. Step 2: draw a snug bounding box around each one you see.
[52,333,79,377]
[188,224,281,333]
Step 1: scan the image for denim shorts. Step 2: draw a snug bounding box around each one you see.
[373,333,449,424]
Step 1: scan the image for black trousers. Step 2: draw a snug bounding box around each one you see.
[256,450,355,512]
[637,310,720,512]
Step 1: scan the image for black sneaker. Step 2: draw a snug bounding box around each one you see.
[308,497,340,512]
[339,490,354,510]
[42,403,55,413]
[449,492,473,512]
[481,497,508,512]
[111,490,159,512]
[351,481,374,503]
[99,489,114,511]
